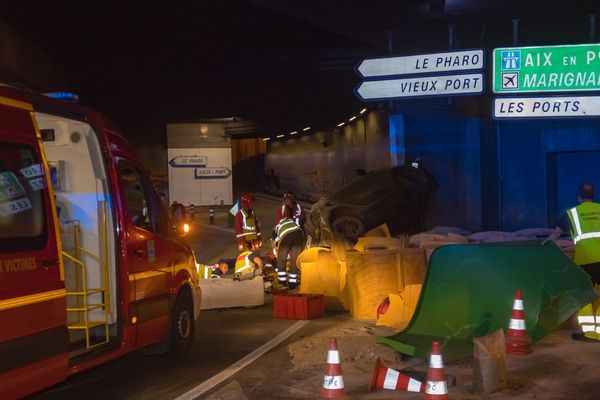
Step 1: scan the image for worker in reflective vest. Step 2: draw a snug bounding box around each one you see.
[235,193,262,253]
[276,191,306,227]
[549,183,600,341]
[234,247,264,281]
[199,260,230,279]
[273,218,304,289]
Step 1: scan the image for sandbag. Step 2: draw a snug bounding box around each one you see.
[472,329,507,395]
[345,249,400,320]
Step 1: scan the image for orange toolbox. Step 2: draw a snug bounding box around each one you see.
[273,293,325,320]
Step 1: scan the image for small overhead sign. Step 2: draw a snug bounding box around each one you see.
[494,96,600,119]
[493,43,600,93]
[169,156,207,168]
[356,49,484,78]
[194,167,231,179]
[355,73,484,101]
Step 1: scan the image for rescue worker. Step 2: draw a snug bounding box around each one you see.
[548,183,600,341]
[276,191,306,227]
[199,259,230,279]
[273,217,304,289]
[189,203,196,220]
[235,193,262,252]
[234,243,264,281]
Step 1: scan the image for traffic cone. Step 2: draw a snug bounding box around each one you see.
[424,341,448,400]
[369,357,425,393]
[319,338,348,399]
[506,289,533,355]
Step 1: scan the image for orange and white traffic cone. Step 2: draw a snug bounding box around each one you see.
[506,288,533,355]
[369,357,425,393]
[424,341,448,400]
[319,338,348,399]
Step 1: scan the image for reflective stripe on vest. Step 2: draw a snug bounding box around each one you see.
[567,202,600,265]
[238,209,258,240]
[275,218,302,244]
[235,250,255,274]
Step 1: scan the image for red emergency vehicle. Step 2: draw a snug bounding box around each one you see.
[0,85,202,399]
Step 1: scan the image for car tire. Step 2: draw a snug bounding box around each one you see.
[170,291,194,355]
[331,215,365,240]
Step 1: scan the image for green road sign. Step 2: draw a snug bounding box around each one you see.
[493,43,600,93]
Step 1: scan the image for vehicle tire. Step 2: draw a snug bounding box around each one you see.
[331,215,365,240]
[170,291,194,355]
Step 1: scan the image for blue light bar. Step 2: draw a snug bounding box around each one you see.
[43,92,80,103]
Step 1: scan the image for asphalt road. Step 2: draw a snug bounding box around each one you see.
[30,194,310,400]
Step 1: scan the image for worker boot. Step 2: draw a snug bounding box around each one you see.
[287,272,299,291]
[277,268,288,288]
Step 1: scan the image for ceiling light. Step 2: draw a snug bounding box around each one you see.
[290,131,297,135]
[262,137,270,141]
[360,108,367,114]
[276,134,285,138]
[348,116,357,122]
[302,126,311,131]
[337,122,345,127]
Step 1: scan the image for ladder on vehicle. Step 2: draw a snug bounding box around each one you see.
[61,202,110,349]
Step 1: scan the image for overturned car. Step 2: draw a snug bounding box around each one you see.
[306,164,437,244]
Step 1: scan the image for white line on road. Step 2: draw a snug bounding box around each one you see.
[174,320,310,400]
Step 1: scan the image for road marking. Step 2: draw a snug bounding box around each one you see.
[174,320,309,400]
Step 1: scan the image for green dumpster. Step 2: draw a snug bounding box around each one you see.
[377,240,597,361]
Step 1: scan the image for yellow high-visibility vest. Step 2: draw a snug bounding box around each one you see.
[567,202,600,265]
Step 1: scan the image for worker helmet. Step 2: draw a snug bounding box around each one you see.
[240,193,255,207]
[283,191,295,201]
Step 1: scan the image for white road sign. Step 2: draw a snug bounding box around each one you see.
[194,167,232,179]
[356,49,484,78]
[493,96,600,118]
[169,155,207,168]
[355,73,484,100]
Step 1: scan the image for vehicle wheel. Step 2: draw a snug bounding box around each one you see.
[170,291,194,355]
[331,215,365,240]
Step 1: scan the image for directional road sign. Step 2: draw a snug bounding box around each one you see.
[355,73,484,101]
[356,49,484,78]
[493,96,600,119]
[169,155,207,168]
[194,167,232,179]
[493,43,600,93]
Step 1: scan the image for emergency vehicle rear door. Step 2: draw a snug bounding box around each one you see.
[0,97,69,397]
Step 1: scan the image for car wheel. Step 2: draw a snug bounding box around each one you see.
[331,215,365,240]
[170,291,194,355]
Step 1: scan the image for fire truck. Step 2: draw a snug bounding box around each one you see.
[0,85,202,399]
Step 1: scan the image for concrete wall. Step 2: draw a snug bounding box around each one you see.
[265,109,389,201]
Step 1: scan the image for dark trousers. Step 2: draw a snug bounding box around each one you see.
[276,229,304,280]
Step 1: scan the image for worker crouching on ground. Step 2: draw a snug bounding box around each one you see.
[548,183,600,342]
[235,193,262,253]
[277,191,306,228]
[273,217,304,290]
[199,260,230,279]
[234,242,264,281]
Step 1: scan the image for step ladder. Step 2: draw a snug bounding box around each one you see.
[61,202,110,350]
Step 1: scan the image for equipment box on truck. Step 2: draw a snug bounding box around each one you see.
[0,86,201,399]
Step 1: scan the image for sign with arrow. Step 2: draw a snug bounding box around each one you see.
[194,167,232,179]
[355,73,484,101]
[356,49,484,78]
[169,155,207,168]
